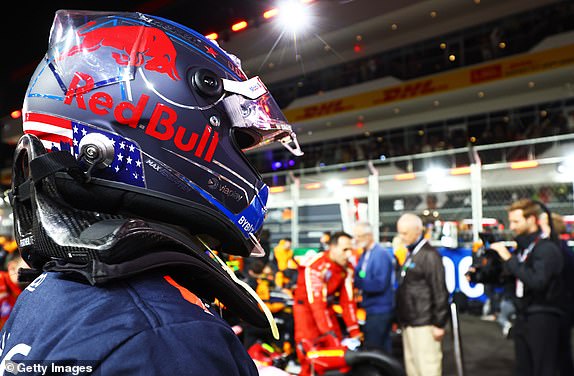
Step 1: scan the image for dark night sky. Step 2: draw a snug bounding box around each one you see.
[0,0,269,115]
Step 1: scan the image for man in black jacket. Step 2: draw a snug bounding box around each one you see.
[396,213,449,376]
[490,198,565,376]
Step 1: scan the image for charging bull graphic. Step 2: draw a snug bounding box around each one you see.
[61,23,181,81]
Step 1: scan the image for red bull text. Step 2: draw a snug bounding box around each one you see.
[64,72,219,162]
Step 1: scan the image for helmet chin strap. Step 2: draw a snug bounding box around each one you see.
[36,218,273,329]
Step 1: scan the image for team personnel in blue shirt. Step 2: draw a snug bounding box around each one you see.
[353,222,396,353]
[2,9,303,375]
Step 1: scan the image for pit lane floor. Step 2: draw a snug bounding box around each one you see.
[284,312,567,375]
[440,313,515,376]
[390,312,572,375]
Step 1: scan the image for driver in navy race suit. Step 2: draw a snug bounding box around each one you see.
[1,10,303,375]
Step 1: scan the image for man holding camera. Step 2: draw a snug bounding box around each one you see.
[487,199,565,376]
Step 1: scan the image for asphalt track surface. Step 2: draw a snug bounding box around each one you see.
[345,312,518,376]
[390,312,572,376]
[386,313,517,376]
[277,311,568,375]
[440,313,515,376]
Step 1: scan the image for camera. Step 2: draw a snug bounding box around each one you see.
[465,232,510,285]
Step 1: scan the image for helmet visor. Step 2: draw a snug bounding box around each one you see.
[222,77,303,156]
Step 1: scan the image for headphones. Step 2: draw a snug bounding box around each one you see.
[532,199,558,244]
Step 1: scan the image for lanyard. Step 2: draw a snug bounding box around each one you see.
[518,236,540,263]
[359,246,373,277]
[401,238,427,279]
[515,235,541,298]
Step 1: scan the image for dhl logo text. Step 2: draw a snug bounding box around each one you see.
[299,100,353,120]
[373,79,438,104]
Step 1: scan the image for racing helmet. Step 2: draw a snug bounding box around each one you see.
[12,9,302,266]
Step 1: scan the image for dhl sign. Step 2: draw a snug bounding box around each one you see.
[283,43,574,123]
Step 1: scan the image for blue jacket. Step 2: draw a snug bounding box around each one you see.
[354,243,395,315]
[0,271,258,375]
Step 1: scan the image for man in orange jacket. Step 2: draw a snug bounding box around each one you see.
[293,231,362,375]
[273,238,294,288]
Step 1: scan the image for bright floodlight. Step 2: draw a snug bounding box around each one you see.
[278,0,311,34]
[326,179,343,192]
[425,166,448,187]
[426,166,447,178]
[557,155,574,177]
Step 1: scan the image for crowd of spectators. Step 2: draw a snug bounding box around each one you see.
[247,1,574,177]
[269,1,574,109]
[249,102,574,176]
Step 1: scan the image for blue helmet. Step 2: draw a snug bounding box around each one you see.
[14,9,302,265]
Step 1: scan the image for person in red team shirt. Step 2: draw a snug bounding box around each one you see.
[0,250,28,329]
[293,231,363,375]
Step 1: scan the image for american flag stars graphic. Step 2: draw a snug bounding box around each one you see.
[76,125,145,188]
[23,112,145,188]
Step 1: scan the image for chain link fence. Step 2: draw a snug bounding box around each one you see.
[264,133,574,250]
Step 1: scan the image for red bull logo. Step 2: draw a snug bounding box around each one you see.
[61,23,181,81]
[64,72,218,161]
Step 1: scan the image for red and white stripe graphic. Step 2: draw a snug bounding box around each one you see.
[23,112,73,151]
